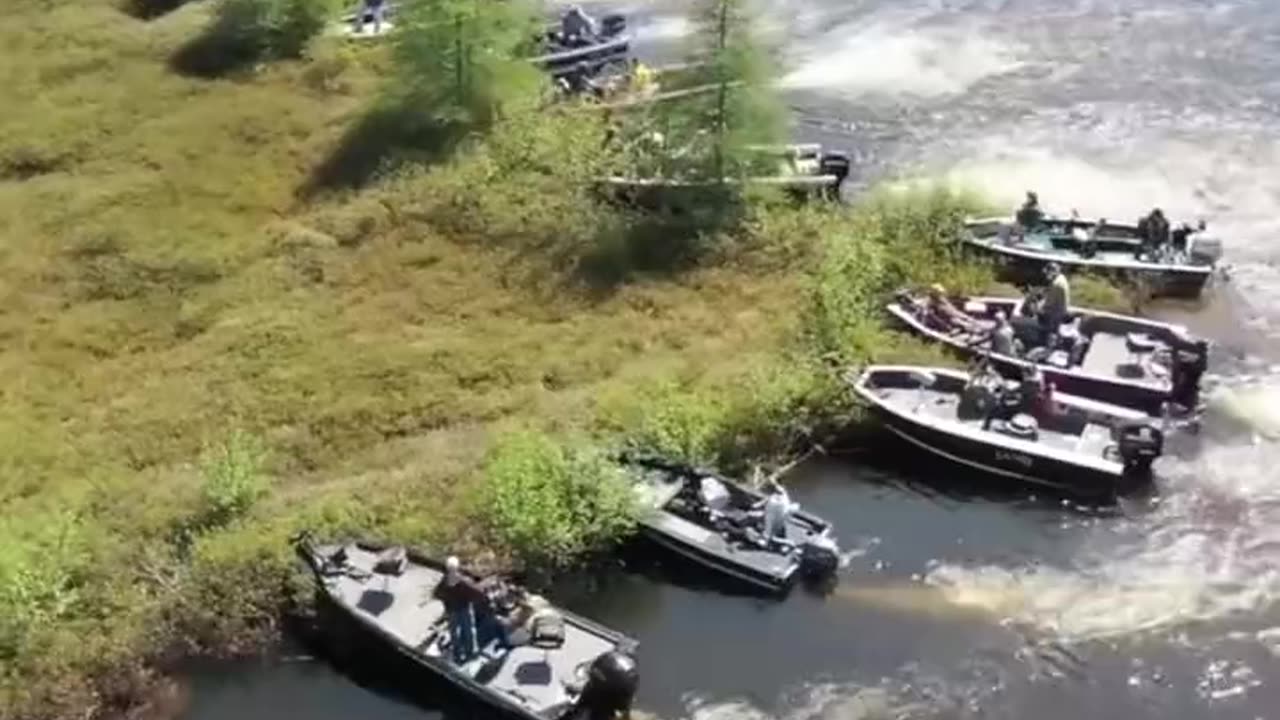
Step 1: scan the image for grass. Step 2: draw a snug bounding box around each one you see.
[0,2,1128,719]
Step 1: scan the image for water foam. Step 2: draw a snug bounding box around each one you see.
[924,382,1280,643]
[781,21,1022,97]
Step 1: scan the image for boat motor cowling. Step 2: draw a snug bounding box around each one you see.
[601,14,627,36]
[579,650,639,718]
[819,152,852,186]
[1116,421,1164,473]
[800,533,840,578]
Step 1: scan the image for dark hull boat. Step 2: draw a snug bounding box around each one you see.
[964,216,1223,299]
[620,455,840,594]
[295,536,639,720]
[850,366,1166,499]
[533,15,632,78]
[601,144,852,209]
[887,293,1210,416]
[338,5,632,75]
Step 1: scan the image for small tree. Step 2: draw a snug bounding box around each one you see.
[393,0,543,129]
[654,0,787,182]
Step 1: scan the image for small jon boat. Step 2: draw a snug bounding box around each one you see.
[601,144,853,208]
[336,5,632,76]
[850,366,1166,498]
[533,14,632,78]
[620,454,841,594]
[963,216,1224,299]
[887,292,1211,416]
[296,536,639,720]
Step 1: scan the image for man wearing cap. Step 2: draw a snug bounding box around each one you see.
[1041,262,1070,337]
[435,556,483,664]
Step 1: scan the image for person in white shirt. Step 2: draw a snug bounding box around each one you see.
[760,481,797,548]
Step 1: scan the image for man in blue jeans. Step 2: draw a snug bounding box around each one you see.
[435,556,482,664]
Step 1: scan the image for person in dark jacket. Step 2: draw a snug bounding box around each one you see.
[1016,191,1044,229]
[435,556,484,663]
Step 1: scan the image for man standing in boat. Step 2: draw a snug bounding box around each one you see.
[436,556,484,664]
[1040,262,1070,338]
[760,481,797,550]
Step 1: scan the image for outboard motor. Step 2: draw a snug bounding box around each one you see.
[601,14,628,37]
[1170,343,1209,412]
[1116,421,1164,474]
[819,151,852,199]
[799,532,840,578]
[579,650,639,719]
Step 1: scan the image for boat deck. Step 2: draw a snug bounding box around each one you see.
[630,467,819,586]
[870,385,1114,460]
[318,544,614,715]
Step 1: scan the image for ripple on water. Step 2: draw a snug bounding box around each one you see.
[924,394,1280,645]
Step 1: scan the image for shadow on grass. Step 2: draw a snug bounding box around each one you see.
[574,188,748,293]
[300,102,467,197]
[169,16,267,78]
[122,0,197,20]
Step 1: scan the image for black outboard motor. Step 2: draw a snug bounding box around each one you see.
[1116,421,1164,475]
[1170,342,1209,412]
[799,532,840,578]
[601,14,628,37]
[579,650,639,719]
[819,151,852,199]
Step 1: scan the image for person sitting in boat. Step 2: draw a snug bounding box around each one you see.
[1040,263,1070,337]
[436,556,485,664]
[1140,207,1170,259]
[1015,191,1044,229]
[1019,365,1046,416]
[759,481,797,550]
[925,284,984,334]
[561,5,599,46]
[989,311,1018,356]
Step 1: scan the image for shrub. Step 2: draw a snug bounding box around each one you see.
[0,513,86,662]
[479,431,638,569]
[197,431,271,530]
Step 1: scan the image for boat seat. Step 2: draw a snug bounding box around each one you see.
[373,546,408,576]
[994,413,1039,441]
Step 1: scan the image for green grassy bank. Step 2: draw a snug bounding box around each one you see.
[0,2,1130,718]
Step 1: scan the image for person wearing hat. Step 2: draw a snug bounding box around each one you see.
[1040,262,1070,337]
[435,556,483,664]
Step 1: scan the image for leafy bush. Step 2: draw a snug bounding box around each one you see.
[479,431,638,568]
[0,513,86,662]
[197,431,271,530]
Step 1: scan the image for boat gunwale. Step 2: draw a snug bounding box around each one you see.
[295,537,638,720]
[883,296,1193,396]
[849,365,1150,476]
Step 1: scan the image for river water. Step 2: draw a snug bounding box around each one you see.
[185,1,1280,718]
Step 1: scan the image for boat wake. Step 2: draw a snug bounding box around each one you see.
[923,386,1280,644]
[780,14,1022,98]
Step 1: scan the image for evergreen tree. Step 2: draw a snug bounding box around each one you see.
[392,0,543,128]
[657,0,787,182]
